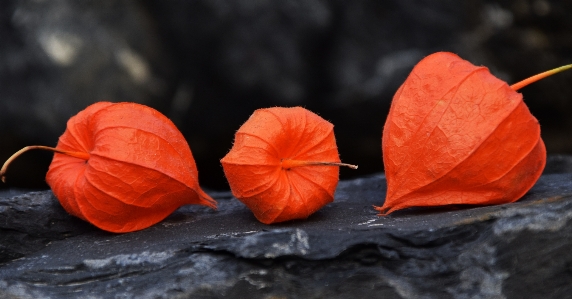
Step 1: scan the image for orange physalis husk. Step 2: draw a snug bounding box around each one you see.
[0,102,216,233]
[377,52,570,215]
[220,107,357,224]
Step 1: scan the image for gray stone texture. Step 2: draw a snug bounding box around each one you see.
[1,156,571,298]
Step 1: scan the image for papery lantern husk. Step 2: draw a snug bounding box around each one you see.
[46,102,216,232]
[377,52,545,215]
[221,107,353,224]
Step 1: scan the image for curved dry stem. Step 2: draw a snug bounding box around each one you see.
[511,64,572,91]
[281,159,358,170]
[0,145,90,183]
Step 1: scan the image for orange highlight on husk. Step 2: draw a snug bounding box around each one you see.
[377,52,570,215]
[221,107,357,224]
[1,102,216,233]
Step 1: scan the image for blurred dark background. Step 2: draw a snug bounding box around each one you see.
[1,0,571,191]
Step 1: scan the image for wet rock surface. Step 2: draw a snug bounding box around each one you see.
[1,156,572,298]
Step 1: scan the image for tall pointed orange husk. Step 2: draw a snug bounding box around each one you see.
[45,102,216,232]
[221,107,355,224]
[377,52,546,215]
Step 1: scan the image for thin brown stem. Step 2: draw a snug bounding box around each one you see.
[281,159,358,170]
[511,64,572,91]
[1,145,89,183]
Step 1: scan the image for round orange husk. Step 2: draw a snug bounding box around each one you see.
[46,102,216,232]
[221,107,343,224]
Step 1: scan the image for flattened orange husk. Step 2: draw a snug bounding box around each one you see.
[46,102,216,233]
[377,52,545,215]
[220,107,342,224]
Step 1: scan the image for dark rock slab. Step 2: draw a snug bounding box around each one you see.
[0,191,93,264]
[1,156,572,298]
